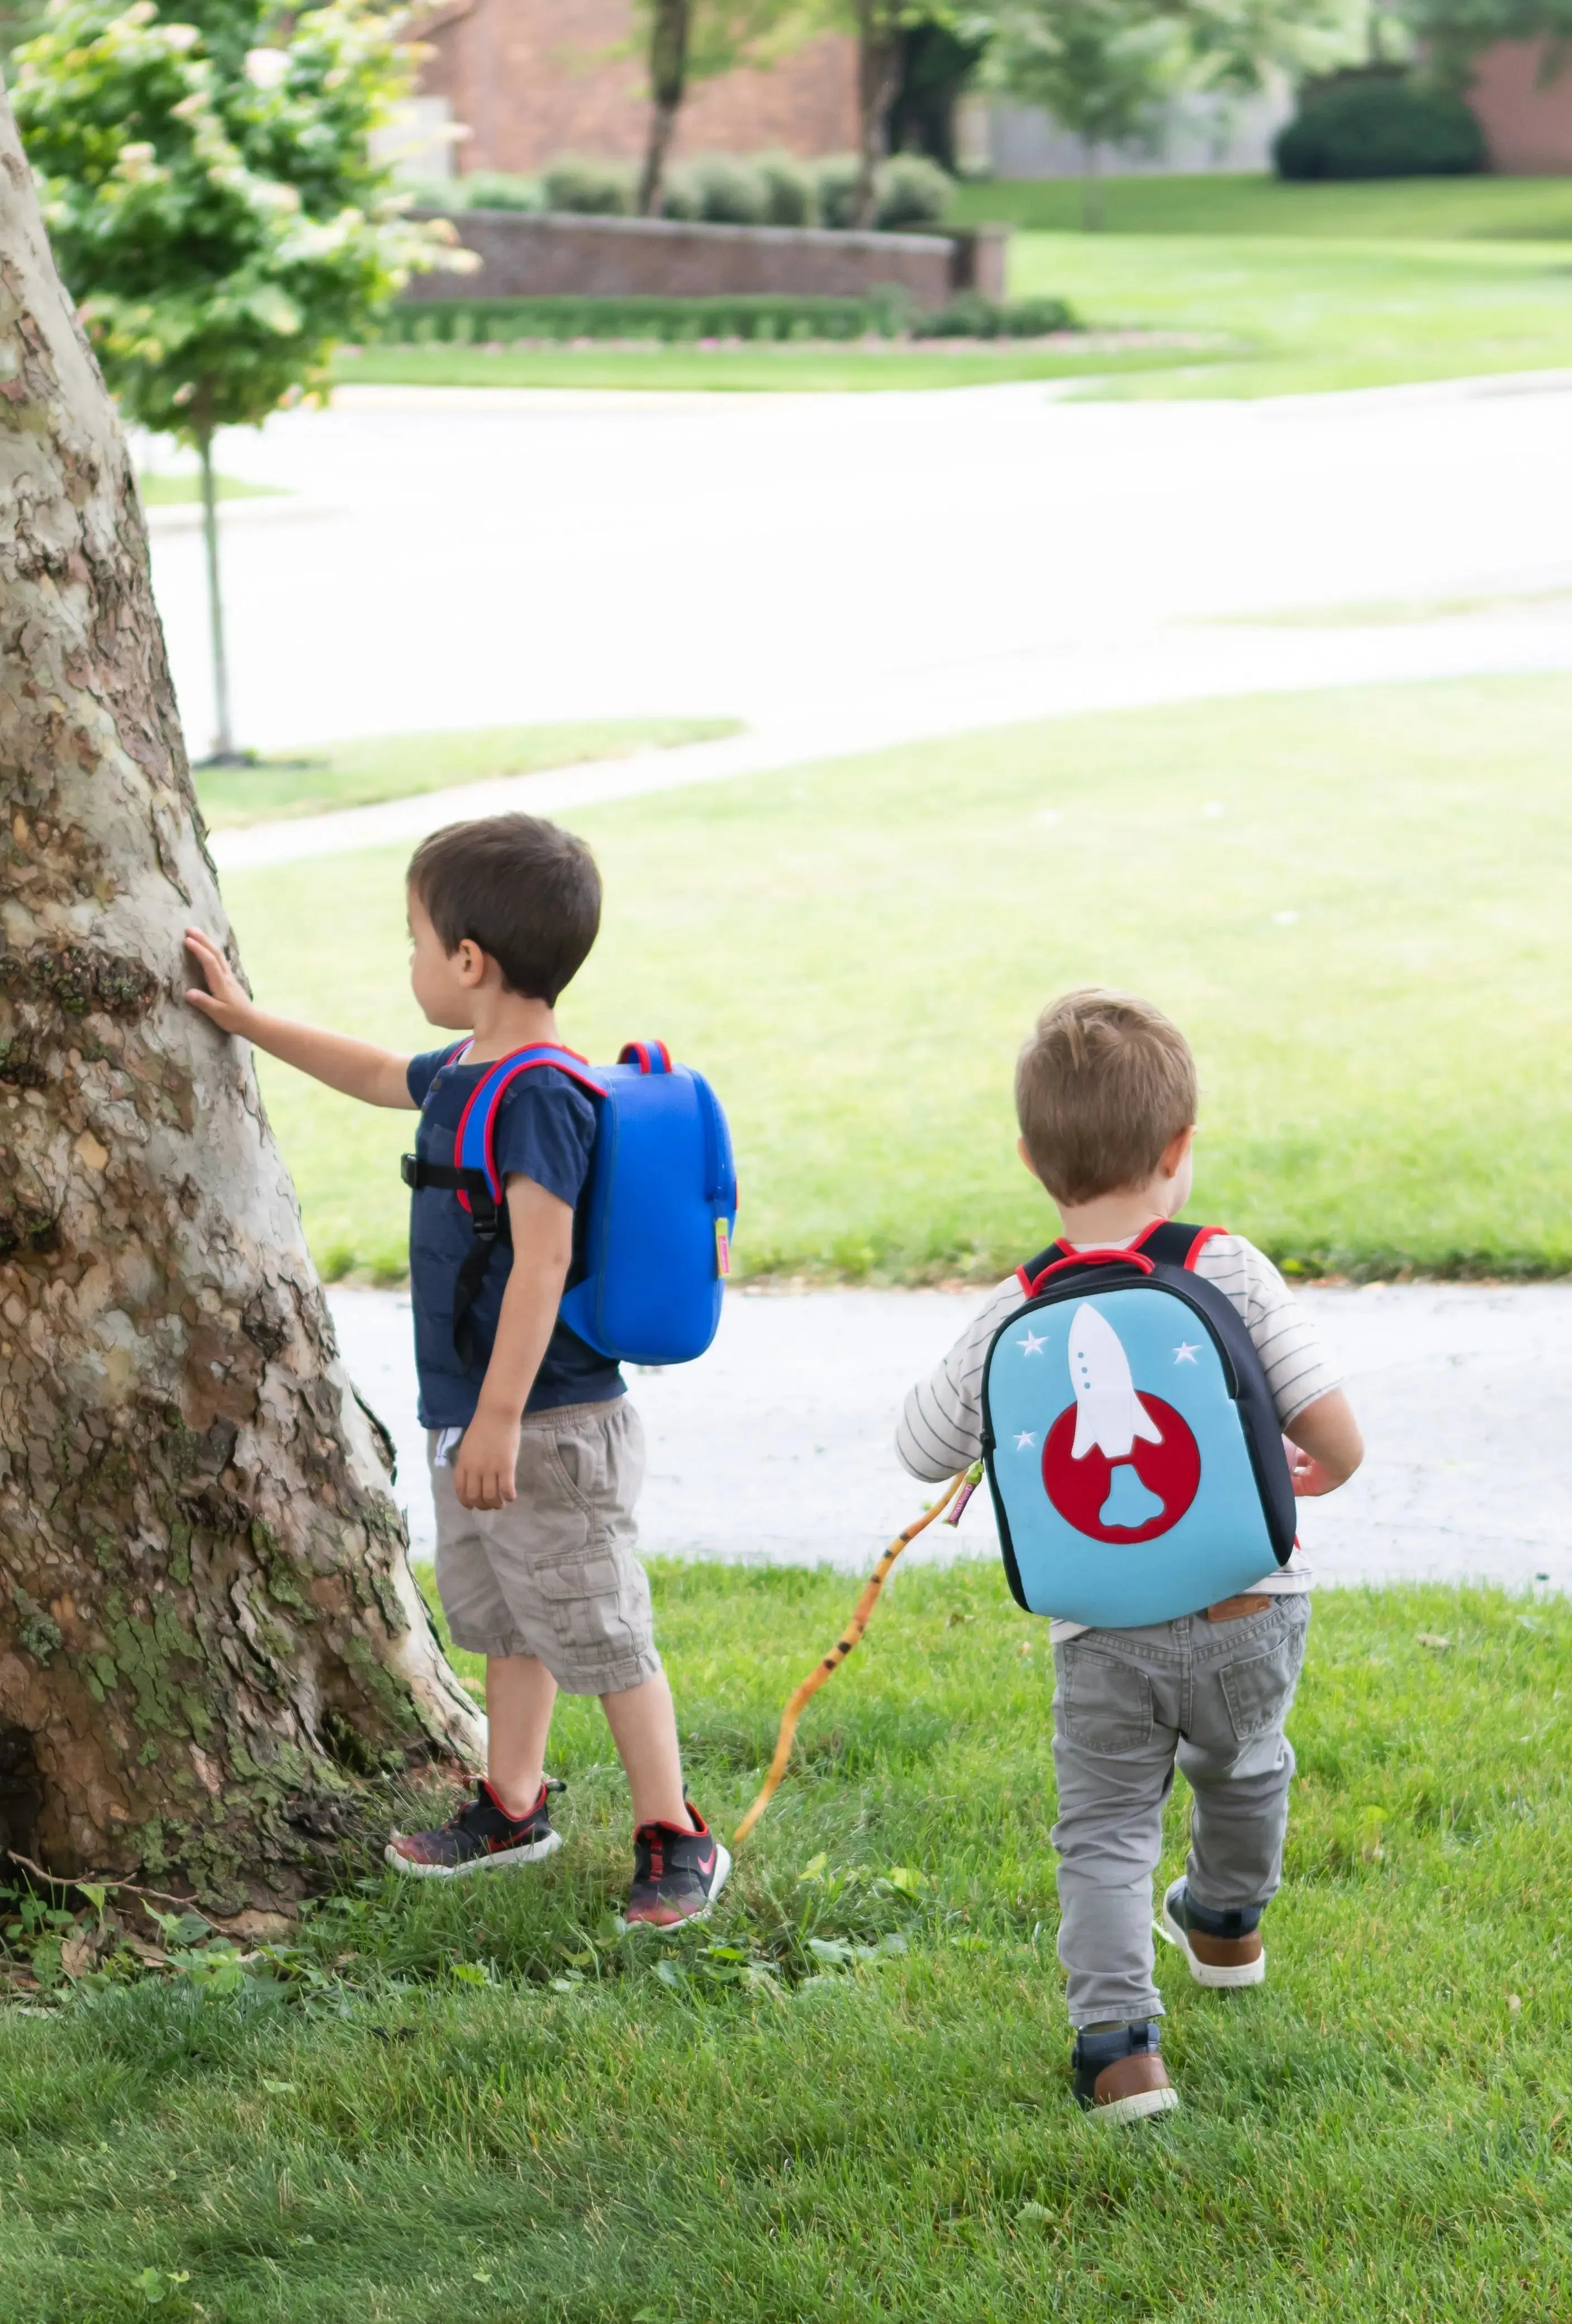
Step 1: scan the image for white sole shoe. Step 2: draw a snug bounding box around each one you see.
[385,1828,563,1880]
[1161,1882,1266,1988]
[1098,2085,1182,2124]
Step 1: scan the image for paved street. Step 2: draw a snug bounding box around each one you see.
[154,373,1572,764]
[329,1282,1572,1600]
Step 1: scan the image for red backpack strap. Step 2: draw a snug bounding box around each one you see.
[1019,1243,1156,1297]
[1016,1240,1069,1294]
[454,1045,606,1206]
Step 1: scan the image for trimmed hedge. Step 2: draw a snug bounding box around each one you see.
[1274,78,1486,180]
[374,292,1074,345]
[406,152,956,233]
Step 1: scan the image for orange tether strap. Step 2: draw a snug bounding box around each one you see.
[732,1467,973,1847]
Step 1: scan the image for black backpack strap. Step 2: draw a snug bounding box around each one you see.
[401,1154,510,1364]
[1017,1242,1068,1292]
[1014,1220,1228,1297]
[1137,1219,1227,1270]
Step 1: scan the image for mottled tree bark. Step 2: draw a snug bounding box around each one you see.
[851,0,901,231]
[0,95,481,1910]
[637,0,691,217]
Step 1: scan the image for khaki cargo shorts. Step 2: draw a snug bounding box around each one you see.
[430,1397,660,1696]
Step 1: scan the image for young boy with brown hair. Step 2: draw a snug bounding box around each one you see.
[897,988,1362,2119]
[184,812,728,1925]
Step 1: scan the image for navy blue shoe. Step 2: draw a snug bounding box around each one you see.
[386,1778,563,1879]
[625,1803,730,1927]
[1071,2021,1180,2121]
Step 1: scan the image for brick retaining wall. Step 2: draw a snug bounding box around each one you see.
[409,210,1010,311]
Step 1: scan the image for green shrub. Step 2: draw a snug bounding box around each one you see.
[461,170,543,212]
[378,289,1075,345]
[378,293,890,343]
[813,152,955,231]
[542,156,633,215]
[686,154,767,224]
[876,152,953,230]
[757,150,814,226]
[659,173,699,220]
[914,290,996,338]
[814,155,861,230]
[1003,293,1073,335]
[401,174,466,214]
[911,291,1074,339]
[1274,78,1485,181]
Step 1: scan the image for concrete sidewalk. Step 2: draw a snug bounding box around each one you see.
[328,1280,1572,1598]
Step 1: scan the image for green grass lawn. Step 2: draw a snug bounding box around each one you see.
[332,338,1207,393]
[4,1569,1570,2321]
[220,672,1572,1285]
[1010,229,1572,399]
[332,173,1572,399]
[194,718,739,831]
[139,472,284,506]
[952,169,1572,239]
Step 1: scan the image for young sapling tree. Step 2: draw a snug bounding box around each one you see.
[11,0,450,761]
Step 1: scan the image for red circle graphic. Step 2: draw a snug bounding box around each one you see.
[1040,1396,1201,1543]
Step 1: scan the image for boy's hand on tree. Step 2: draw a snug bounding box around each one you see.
[183,928,254,1033]
[454,1410,521,1512]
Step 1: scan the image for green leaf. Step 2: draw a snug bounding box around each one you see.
[806,1936,854,1967]
[797,1852,828,1882]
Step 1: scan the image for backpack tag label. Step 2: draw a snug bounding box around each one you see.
[714,1217,732,1279]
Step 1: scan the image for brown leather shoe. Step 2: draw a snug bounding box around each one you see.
[1071,2022,1181,2121]
[1161,1877,1266,1989]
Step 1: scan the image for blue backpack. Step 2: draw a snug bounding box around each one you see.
[401,1040,736,1368]
[980,1221,1295,1629]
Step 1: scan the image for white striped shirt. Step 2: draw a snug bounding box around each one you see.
[896,1232,1343,1636]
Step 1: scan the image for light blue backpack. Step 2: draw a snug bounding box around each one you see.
[981,1221,1296,1629]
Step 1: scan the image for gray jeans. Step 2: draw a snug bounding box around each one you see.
[1051,1596,1310,2028]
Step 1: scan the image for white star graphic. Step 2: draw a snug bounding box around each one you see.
[1014,1430,1037,1453]
[1172,1341,1201,1365]
[1017,1330,1047,1357]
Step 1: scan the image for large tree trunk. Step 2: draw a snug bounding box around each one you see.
[851,0,901,231]
[637,0,690,217]
[0,93,482,1911]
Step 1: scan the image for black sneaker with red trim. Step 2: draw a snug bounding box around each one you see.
[625,1803,730,1927]
[386,1778,563,1879]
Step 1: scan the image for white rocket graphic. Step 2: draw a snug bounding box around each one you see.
[1068,1303,1163,1461]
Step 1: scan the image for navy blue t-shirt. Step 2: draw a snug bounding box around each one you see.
[406,1046,623,1428]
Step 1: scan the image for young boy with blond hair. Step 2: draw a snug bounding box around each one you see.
[897,989,1362,2119]
[184,812,728,1925]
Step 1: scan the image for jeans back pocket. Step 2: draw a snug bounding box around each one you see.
[1218,1612,1308,1743]
[1058,1644,1155,1755]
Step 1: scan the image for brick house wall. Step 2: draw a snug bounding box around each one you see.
[1466,41,1572,173]
[415,0,858,177]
